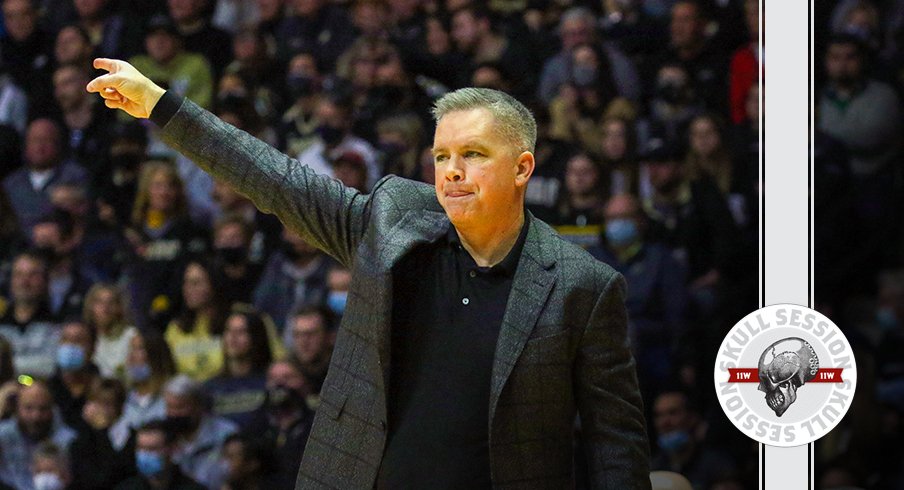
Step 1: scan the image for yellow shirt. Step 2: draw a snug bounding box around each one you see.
[165,315,223,382]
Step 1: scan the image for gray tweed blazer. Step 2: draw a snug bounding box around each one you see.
[159,98,651,490]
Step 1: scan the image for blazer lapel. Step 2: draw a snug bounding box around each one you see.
[488,216,557,427]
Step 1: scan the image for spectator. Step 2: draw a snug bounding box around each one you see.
[641,137,737,319]
[95,121,148,231]
[685,112,733,191]
[52,63,115,180]
[113,331,174,436]
[588,193,687,402]
[210,179,282,264]
[255,360,313,488]
[47,320,101,428]
[297,93,380,190]
[84,283,139,379]
[728,0,761,125]
[650,0,730,114]
[220,433,279,489]
[203,307,272,426]
[0,381,77,490]
[212,214,264,306]
[450,5,535,99]
[0,0,55,119]
[129,14,214,109]
[113,419,205,490]
[274,0,356,71]
[651,389,738,489]
[375,113,424,181]
[538,6,642,104]
[69,378,134,490]
[286,305,332,395]
[2,118,88,232]
[819,34,901,176]
[29,442,71,490]
[548,153,607,228]
[643,61,705,144]
[277,51,323,157]
[122,161,207,331]
[253,228,331,329]
[163,374,238,488]
[53,24,94,68]
[331,150,369,193]
[0,252,60,378]
[601,116,640,196]
[547,42,636,158]
[167,0,232,76]
[30,210,91,319]
[73,0,131,59]
[324,264,350,321]
[165,259,229,382]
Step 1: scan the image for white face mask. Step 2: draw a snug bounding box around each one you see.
[33,472,65,490]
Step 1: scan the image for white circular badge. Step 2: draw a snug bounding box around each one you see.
[713,304,857,447]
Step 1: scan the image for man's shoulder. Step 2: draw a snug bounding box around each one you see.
[370,175,439,211]
[531,218,620,288]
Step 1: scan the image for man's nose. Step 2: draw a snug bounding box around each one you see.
[445,155,465,181]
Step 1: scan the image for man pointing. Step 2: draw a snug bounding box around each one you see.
[87,58,651,489]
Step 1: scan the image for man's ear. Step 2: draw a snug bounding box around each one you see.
[514,151,535,187]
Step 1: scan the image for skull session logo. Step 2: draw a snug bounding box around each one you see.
[713,305,857,447]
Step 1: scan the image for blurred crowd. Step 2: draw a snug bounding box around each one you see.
[813,1,904,489]
[0,0,770,489]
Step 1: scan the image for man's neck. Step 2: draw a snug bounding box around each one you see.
[454,210,525,267]
[13,301,38,324]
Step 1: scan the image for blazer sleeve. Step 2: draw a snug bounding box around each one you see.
[156,97,373,268]
[574,271,652,490]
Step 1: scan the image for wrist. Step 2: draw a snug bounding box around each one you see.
[147,85,166,115]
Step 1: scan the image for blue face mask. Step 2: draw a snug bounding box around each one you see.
[136,450,165,477]
[877,307,899,332]
[57,344,85,371]
[605,218,639,248]
[327,291,348,315]
[127,363,152,383]
[657,429,691,453]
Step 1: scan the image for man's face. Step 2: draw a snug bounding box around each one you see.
[559,17,593,51]
[54,26,92,65]
[54,67,88,112]
[432,108,530,229]
[17,385,54,440]
[145,31,179,64]
[25,120,61,170]
[601,120,627,161]
[670,2,702,49]
[214,223,248,249]
[2,0,35,42]
[224,315,252,359]
[11,256,47,304]
[564,154,598,196]
[266,362,306,392]
[31,222,63,254]
[825,43,863,87]
[653,392,691,435]
[451,10,481,52]
[137,429,169,463]
[291,314,326,364]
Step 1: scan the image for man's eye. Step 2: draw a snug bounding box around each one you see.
[464,151,482,158]
[434,155,447,163]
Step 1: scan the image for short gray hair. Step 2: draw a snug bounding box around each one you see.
[431,87,537,153]
[164,374,206,406]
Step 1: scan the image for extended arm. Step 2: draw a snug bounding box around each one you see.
[86,58,371,267]
[574,272,652,489]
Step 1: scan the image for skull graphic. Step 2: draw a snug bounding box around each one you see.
[757,337,819,417]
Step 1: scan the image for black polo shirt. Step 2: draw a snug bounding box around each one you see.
[377,217,530,489]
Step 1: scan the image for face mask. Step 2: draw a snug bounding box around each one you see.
[268,384,303,410]
[657,429,691,453]
[657,80,686,104]
[327,291,348,315]
[33,472,64,490]
[57,344,86,371]
[127,363,152,383]
[136,450,165,477]
[316,125,344,147]
[877,307,899,332]
[216,246,247,265]
[572,65,598,88]
[35,245,59,264]
[605,218,639,248]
